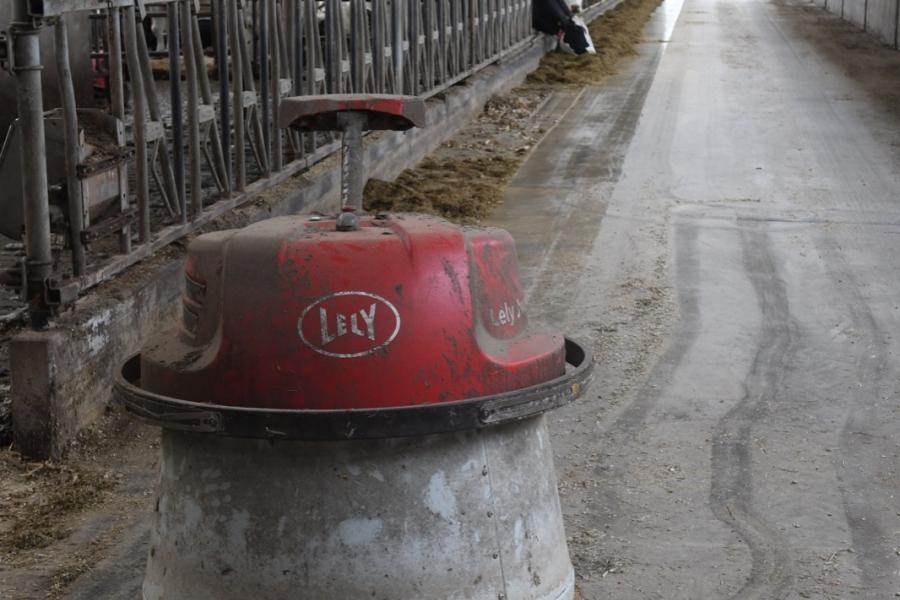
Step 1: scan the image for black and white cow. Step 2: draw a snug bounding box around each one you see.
[532,0,596,55]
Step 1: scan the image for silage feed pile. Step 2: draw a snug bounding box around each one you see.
[365,155,521,223]
[363,93,545,224]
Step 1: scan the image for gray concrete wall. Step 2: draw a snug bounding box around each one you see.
[866,0,899,45]
[0,9,97,133]
[844,0,867,29]
[10,36,557,459]
[821,0,900,49]
[11,262,183,457]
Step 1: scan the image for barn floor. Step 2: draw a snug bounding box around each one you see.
[3,0,900,597]
[494,0,900,596]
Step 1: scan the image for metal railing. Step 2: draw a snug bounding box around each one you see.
[0,0,539,327]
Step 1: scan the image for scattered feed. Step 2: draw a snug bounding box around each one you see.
[0,453,114,554]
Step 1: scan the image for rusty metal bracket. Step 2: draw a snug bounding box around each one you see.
[45,277,78,306]
[0,32,10,72]
[80,207,136,243]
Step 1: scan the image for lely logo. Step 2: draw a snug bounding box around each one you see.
[298,291,401,358]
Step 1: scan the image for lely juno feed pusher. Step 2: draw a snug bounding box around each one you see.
[115,94,593,600]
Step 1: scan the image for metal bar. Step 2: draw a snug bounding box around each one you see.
[291,0,303,154]
[350,0,365,92]
[303,0,321,153]
[108,5,131,253]
[292,0,302,92]
[304,0,316,92]
[54,18,87,276]
[271,0,282,172]
[437,0,447,84]
[423,0,434,89]
[180,0,202,218]
[325,0,341,93]
[215,0,233,191]
[252,0,258,64]
[10,2,52,328]
[277,0,290,75]
[372,0,385,92]
[259,0,271,169]
[228,0,246,190]
[236,0,269,173]
[123,6,151,243]
[136,17,180,217]
[392,0,404,93]
[337,113,364,211]
[109,8,126,121]
[30,0,136,18]
[168,2,186,220]
[191,6,230,191]
[408,0,419,94]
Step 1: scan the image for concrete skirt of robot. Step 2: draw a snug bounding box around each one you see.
[142,415,575,600]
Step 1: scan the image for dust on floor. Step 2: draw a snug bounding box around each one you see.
[0,0,666,596]
[0,412,157,600]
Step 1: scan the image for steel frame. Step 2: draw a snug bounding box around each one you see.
[6,0,617,326]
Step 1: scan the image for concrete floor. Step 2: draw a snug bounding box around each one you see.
[488,0,900,597]
[18,0,899,597]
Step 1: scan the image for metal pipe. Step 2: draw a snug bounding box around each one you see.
[392,0,404,93]
[215,0,232,190]
[54,18,86,276]
[108,7,131,253]
[181,0,202,218]
[11,1,52,329]
[325,0,341,93]
[270,0,282,171]
[235,1,268,173]
[123,6,151,243]
[372,0,385,92]
[168,2,186,220]
[303,0,318,151]
[136,19,181,218]
[304,0,317,93]
[259,0,271,170]
[276,0,290,74]
[350,0,364,92]
[337,112,364,212]
[290,0,303,155]
[108,8,125,121]
[191,9,229,192]
[229,0,246,191]
[291,0,301,93]
[408,0,419,95]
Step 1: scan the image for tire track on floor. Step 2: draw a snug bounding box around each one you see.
[813,230,897,595]
[606,216,700,436]
[709,222,795,600]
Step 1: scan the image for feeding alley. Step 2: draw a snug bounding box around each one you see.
[1,0,900,598]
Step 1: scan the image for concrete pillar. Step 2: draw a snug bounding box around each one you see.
[10,330,63,458]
